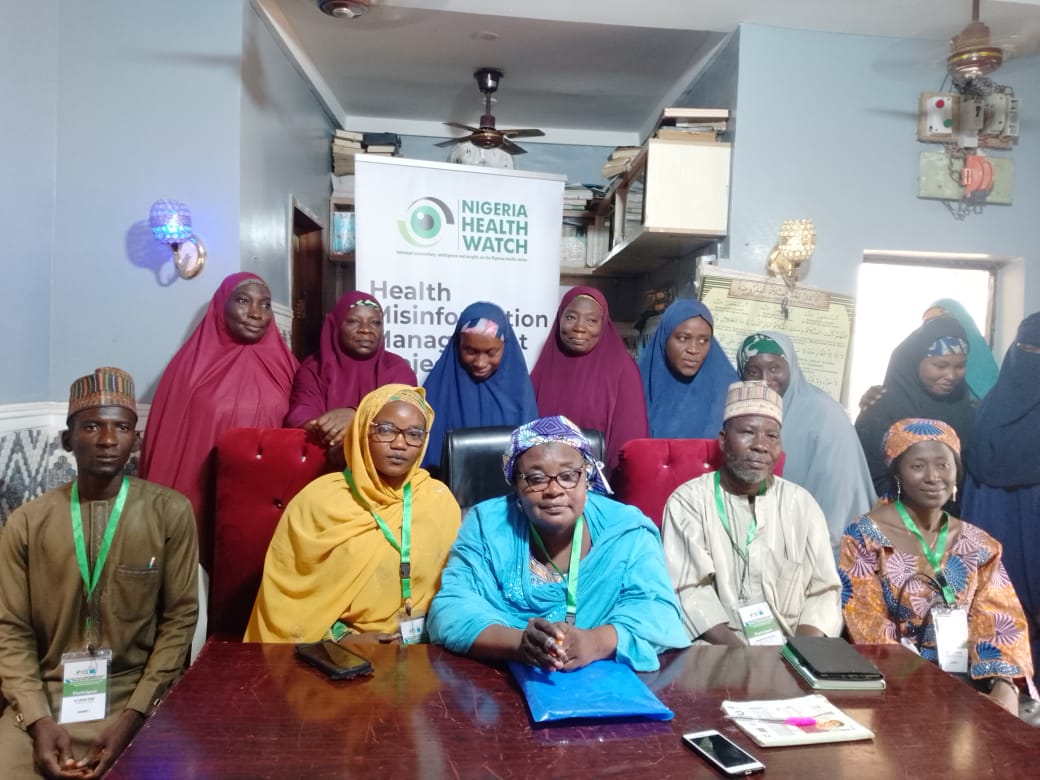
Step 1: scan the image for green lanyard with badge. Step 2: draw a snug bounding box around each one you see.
[894,500,967,672]
[529,514,585,624]
[341,466,426,644]
[61,477,129,724]
[713,472,783,645]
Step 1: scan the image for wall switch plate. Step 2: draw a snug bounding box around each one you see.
[918,151,1013,204]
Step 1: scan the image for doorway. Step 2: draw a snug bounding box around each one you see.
[291,204,324,359]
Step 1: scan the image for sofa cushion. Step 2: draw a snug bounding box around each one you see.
[613,438,784,527]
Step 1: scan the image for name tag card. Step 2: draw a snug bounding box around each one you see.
[932,607,969,674]
[399,613,427,646]
[738,602,785,646]
[60,649,112,724]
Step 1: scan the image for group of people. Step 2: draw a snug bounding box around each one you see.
[2,270,1039,777]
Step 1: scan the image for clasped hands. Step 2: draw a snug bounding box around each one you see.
[31,710,143,779]
[518,617,614,672]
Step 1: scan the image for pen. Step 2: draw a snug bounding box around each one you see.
[148,557,156,570]
[726,715,817,727]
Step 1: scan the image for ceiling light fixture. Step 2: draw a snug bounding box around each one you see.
[318,0,369,19]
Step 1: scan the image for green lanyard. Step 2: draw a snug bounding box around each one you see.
[70,476,130,641]
[713,471,765,560]
[342,467,414,615]
[895,500,956,606]
[529,514,585,624]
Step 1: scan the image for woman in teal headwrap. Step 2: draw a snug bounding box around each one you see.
[923,299,999,400]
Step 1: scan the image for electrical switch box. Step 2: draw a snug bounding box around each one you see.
[918,92,957,141]
[918,151,1013,204]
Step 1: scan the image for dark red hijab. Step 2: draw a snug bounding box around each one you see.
[140,272,298,566]
[285,291,417,427]
[531,286,648,471]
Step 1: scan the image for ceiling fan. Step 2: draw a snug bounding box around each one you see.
[436,68,545,155]
[945,0,1040,89]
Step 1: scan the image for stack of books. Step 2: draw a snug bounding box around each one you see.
[601,146,641,179]
[362,131,401,156]
[332,129,363,175]
[654,107,729,144]
[562,184,602,217]
[331,130,403,174]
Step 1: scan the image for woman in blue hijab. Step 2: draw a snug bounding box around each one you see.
[963,312,1040,687]
[422,301,538,470]
[638,299,738,438]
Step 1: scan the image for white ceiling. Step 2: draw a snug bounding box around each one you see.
[257,0,1040,147]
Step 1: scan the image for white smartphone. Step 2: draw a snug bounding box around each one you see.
[682,730,765,776]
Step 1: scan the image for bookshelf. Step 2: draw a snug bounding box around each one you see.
[576,139,731,277]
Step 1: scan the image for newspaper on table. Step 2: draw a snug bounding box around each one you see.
[721,694,874,747]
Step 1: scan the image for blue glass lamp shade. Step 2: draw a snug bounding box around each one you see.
[149,200,193,245]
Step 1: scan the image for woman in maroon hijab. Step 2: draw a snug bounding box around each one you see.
[140,272,298,570]
[531,286,648,472]
[285,291,416,460]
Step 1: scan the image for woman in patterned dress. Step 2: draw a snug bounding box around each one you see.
[840,418,1035,716]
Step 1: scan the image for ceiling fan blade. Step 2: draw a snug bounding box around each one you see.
[499,129,545,140]
[444,121,481,133]
[435,136,472,148]
[500,138,528,155]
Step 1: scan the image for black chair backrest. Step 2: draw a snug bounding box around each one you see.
[441,425,605,510]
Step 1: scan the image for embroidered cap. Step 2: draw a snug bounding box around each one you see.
[67,367,137,421]
[722,380,783,425]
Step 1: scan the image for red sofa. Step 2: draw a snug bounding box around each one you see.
[613,438,784,528]
[210,427,332,638]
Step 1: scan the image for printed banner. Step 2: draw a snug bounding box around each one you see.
[356,156,564,381]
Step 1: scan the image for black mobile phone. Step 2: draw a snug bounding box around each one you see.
[682,730,765,776]
[295,640,373,680]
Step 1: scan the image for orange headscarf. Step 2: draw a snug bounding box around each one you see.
[244,384,461,642]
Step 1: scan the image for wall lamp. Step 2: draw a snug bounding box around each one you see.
[149,199,207,279]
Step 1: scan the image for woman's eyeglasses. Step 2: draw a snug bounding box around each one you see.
[517,469,584,492]
[368,422,427,447]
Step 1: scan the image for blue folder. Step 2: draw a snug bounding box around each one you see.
[508,659,674,723]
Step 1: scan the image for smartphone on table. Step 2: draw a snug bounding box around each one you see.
[295,640,373,680]
[682,730,765,776]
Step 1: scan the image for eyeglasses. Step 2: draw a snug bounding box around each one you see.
[517,469,584,492]
[368,422,427,447]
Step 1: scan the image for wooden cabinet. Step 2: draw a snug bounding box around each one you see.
[583,139,730,276]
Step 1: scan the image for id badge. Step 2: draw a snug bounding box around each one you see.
[60,649,112,724]
[932,606,969,673]
[399,613,427,646]
[737,601,785,646]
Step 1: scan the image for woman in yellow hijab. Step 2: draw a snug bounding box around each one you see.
[244,384,461,643]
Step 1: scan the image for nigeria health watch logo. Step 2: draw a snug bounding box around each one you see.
[398,197,455,247]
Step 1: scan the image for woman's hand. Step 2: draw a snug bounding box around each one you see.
[987,677,1019,716]
[305,408,357,449]
[858,385,885,412]
[556,623,618,671]
[338,631,401,645]
[518,618,566,671]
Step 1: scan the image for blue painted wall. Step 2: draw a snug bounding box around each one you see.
[726,24,1040,313]
[48,0,245,401]
[240,6,335,303]
[1,2,58,402]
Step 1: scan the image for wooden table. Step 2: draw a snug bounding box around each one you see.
[109,641,1035,779]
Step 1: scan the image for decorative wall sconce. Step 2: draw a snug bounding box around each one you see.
[766,218,816,288]
[766,218,816,318]
[149,199,207,279]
